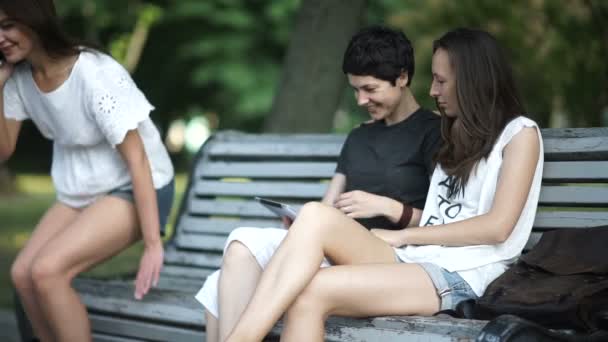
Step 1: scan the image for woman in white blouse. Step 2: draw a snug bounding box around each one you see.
[0,1,174,341]
[224,28,544,342]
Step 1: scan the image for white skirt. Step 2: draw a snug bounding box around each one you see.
[194,227,331,317]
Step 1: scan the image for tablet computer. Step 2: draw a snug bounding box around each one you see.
[254,197,298,220]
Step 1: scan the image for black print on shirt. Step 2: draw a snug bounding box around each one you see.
[438,175,455,190]
[424,176,463,226]
[424,215,440,226]
[439,173,463,199]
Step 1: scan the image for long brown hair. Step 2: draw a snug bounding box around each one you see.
[433,28,525,198]
[0,0,94,59]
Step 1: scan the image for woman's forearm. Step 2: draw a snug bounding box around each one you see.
[128,152,161,246]
[401,213,511,247]
[117,130,161,245]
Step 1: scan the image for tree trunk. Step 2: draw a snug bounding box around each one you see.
[264,0,367,133]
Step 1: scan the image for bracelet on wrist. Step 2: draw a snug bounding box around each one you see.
[398,202,413,228]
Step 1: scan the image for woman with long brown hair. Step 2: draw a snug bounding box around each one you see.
[0,1,174,341]
[224,28,544,342]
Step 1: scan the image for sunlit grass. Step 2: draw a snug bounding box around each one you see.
[0,173,187,309]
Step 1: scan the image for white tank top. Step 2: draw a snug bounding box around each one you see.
[395,116,544,296]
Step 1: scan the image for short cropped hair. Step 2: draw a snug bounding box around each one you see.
[342,25,415,86]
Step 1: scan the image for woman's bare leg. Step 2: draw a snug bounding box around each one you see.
[30,196,141,341]
[10,202,79,342]
[218,241,262,341]
[281,264,439,342]
[225,202,396,342]
[205,310,219,342]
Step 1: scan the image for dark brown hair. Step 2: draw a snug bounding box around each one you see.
[433,28,525,198]
[0,0,93,59]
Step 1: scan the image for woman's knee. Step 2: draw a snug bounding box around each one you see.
[298,201,330,219]
[292,201,340,238]
[30,255,71,293]
[10,259,33,291]
[222,240,257,270]
[288,274,331,317]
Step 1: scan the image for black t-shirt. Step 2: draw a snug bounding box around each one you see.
[335,108,442,230]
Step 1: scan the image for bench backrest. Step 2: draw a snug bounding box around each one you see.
[164,128,608,280]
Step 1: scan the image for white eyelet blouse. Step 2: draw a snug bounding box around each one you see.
[2,50,174,208]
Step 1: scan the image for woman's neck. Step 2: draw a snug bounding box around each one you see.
[28,51,77,78]
[27,49,79,93]
[385,89,421,126]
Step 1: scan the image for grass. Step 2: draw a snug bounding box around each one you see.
[0,174,187,309]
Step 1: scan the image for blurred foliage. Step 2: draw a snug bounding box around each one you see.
[56,0,301,132]
[6,0,607,172]
[50,0,608,130]
[367,0,607,128]
[54,0,606,132]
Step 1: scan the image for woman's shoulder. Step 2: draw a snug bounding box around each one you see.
[497,115,540,150]
[506,116,538,129]
[76,50,138,95]
[77,50,129,76]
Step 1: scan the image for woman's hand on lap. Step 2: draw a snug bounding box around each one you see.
[335,190,388,219]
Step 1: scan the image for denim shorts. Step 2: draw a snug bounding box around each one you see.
[108,179,175,236]
[418,262,478,311]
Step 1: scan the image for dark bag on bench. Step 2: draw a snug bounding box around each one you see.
[473,226,608,332]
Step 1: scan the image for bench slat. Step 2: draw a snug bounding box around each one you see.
[321,315,487,342]
[175,233,226,252]
[91,314,203,342]
[155,276,206,293]
[188,199,275,217]
[93,333,147,342]
[207,141,342,158]
[533,211,608,229]
[543,127,608,160]
[198,161,336,179]
[194,180,327,198]
[539,186,608,206]
[543,161,608,182]
[162,265,213,280]
[173,230,227,249]
[179,216,281,235]
[75,279,204,327]
[212,132,346,143]
[165,247,222,269]
[188,199,301,218]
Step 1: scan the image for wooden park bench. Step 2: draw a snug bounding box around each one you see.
[15,127,608,341]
